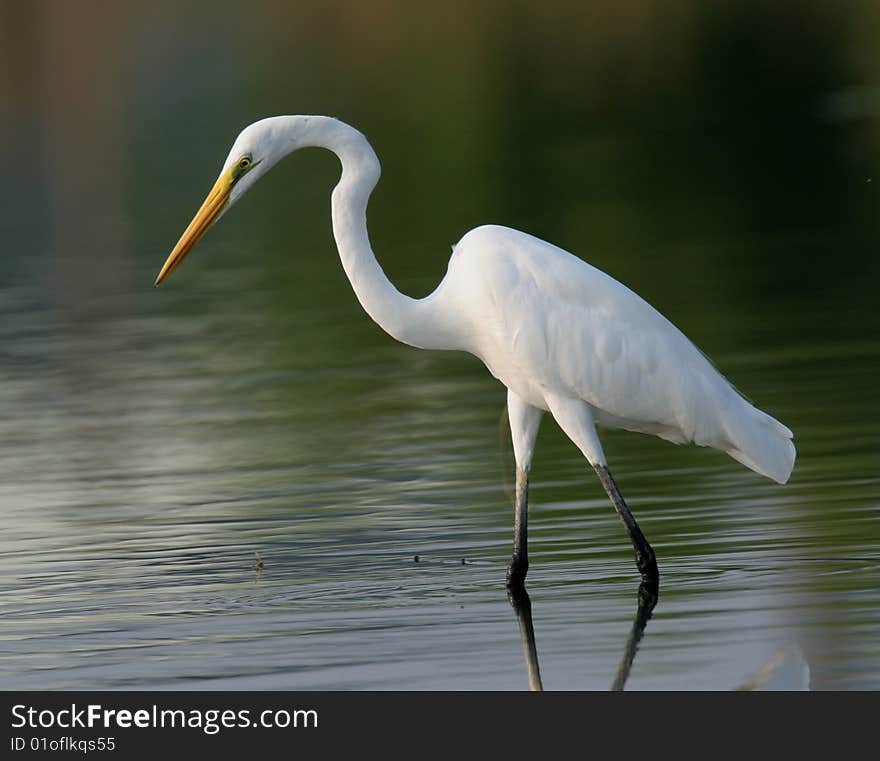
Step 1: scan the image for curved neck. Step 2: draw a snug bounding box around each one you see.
[294,116,455,351]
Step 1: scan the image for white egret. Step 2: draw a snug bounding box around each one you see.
[156,116,795,588]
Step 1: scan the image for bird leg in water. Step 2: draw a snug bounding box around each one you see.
[593,464,659,583]
[506,466,530,588]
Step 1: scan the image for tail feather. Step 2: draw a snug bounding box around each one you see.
[725,404,796,484]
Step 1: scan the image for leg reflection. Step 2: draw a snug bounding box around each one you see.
[507,584,543,691]
[508,579,659,690]
[610,580,659,691]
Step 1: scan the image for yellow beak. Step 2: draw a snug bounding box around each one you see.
[155,169,234,285]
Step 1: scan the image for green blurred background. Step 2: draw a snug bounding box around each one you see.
[4,0,880,319]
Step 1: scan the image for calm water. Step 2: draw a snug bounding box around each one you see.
[1,1,879,690]
[1,257,877,690]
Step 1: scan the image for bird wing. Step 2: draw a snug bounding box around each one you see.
[452,225,741,447]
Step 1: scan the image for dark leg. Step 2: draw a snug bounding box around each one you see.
[506,466,529,588]
[593,464,659,584]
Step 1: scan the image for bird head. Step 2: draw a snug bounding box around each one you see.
[154,118,291,285]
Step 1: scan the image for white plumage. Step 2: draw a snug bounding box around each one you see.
[438,224,795,485]
[156,115,795,587]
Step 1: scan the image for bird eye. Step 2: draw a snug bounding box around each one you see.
[238,156,251,169]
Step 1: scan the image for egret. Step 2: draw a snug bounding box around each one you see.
[156,116,795,588]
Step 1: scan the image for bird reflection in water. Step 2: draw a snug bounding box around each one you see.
[507,585,545,691]
[508,581,659,691]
